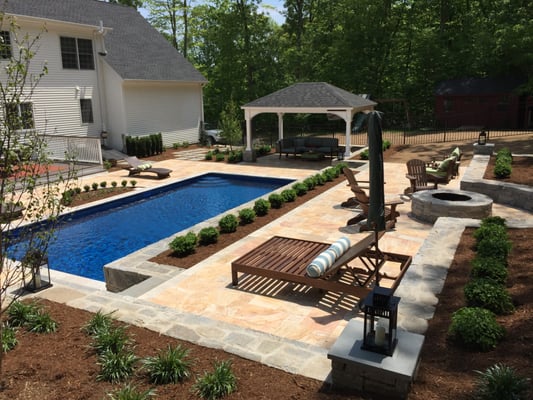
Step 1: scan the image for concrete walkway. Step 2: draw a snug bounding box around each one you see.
[31,150,533,382]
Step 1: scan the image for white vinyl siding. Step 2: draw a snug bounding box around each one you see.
[123,82,203,146]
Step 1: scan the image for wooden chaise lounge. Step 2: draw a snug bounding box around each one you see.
[231,233,412,297]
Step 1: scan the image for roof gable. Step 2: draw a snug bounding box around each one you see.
[4,0,206,83]
[244,82,376,109]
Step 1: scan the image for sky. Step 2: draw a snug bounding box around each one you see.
[139,1,285,25]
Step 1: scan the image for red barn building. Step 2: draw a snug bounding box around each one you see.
[435,76,532,130]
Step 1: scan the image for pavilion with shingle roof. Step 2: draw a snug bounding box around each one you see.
[242,82,376,160]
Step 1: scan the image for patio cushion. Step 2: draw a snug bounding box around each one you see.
[137,163,153,170]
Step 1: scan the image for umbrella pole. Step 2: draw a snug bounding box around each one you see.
[374,228,381,287]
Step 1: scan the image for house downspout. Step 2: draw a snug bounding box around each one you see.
[94,21,109,141]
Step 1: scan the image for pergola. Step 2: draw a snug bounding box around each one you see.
[241,82,377,160]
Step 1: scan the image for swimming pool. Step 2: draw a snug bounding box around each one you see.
[10,173,293,281]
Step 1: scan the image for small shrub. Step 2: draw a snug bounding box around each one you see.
[313,173,326,186]
[82,309,116,336]
[192,360,237,399]
[471,256,508,285]
[7,300,42,327]
[281,189,297,202]
[74,187,82,194]
[360,149,369,160]
[130,180,137,187]
[182,141,189,148]
[26,312,58,333]
[83,184,91,192]
[1,323,18,352]
[473,223,508,244]
[108,384,156,400]
[121,180,128,188]
[303,177,316,190]
[219,214,238,233]
[480,216,506,228]
[383,139,391,150]
[494,159,512,178]
[255,144,271,156]
[111,181,118,188]
[91,325,132,355]
[92,182,99,191]
[173,142,181,149]
[476,235,512,262]
[97,349,138,383]
[239,208,256,224]
[334,162,348,174]
[169,232,198,257]
[215,153,226,162]
[61,190,73,205]
[143,344,192,384]
[100,181,107,188]
[253,199,270,216]
[268,193,285,209]
[198,227,219,245]
[227,151,243,163]
[326,166,340,178]
[103,160,113,170]
[464,278,515,315]
[291,182,308,196]
[205,151,213,160]
[474,363,530,400]
[448,307,505,351]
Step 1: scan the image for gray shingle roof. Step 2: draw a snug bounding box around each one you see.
[4,0,206,82]
[243,82,376,108]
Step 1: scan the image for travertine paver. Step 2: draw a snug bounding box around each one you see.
[32,153,532,382]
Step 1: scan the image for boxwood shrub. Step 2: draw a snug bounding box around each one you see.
[448,307,505,351]
[281,189,297,202]
[292,182,308,196]
[464,278,515,315]
[198,227,219,246]
[253,199,270,216]
[476,235,512,262]
[239,208,256,225]
[268,193,285,209]
[313,173,326,186]
[169,232,198,257]
[218,214,238,233]
[470,256,508,285]
[303,177,316,190]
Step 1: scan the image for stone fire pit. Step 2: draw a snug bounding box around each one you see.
[411,189,493,223]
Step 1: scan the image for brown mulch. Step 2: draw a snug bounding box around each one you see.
[483,156,533,186]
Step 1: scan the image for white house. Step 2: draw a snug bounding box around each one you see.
[1,0,207,157]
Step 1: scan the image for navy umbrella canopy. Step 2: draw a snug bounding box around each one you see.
[366,111,386,232]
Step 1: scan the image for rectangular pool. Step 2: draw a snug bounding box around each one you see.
[10,173,293,281]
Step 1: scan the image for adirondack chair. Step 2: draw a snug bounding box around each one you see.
[405,159,438,193]
[346,187,403,230]
[341,167,370,208]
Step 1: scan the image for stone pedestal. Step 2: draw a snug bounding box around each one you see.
[327,319,424,400]
[473,142,494,155]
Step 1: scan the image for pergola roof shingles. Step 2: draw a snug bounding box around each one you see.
[243,82,376,110]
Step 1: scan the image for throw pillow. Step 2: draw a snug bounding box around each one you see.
[138,163,153,170]
[327,237,351,258]
[306,249,337,278]
[437,156,455,172]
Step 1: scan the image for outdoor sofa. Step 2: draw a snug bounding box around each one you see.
[276,136,339,159]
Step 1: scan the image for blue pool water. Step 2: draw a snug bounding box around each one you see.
[10,173,293,281]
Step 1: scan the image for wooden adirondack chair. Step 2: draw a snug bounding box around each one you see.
[405,159,438,193]
[341,167,370,207]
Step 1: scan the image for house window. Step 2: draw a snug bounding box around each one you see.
[5,102,34,130]
[60,37,94,70]
[0,30,12,59]
[80,99,94,123]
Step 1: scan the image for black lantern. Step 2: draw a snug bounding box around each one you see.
[21,249,53,292]
[337,148,345,160]
[478,131,487,145]
[361,287,400,356]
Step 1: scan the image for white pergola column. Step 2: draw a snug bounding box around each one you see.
[243,109,254,161]
[277,112,284,140]
[345,114,353,158]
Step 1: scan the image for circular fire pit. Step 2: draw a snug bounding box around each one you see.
[411,189,493,223]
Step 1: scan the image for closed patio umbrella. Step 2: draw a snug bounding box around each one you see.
[366,111,386,232]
